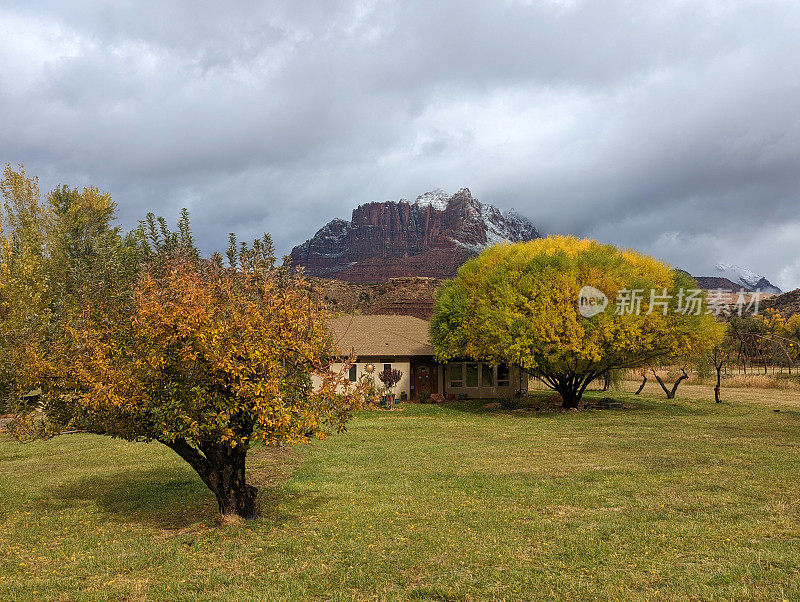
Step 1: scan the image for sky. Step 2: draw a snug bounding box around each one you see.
[2,0,799,290]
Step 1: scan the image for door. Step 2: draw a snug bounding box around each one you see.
[411,360,438,399]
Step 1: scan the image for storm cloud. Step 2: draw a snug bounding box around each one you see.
[2,0,799,288]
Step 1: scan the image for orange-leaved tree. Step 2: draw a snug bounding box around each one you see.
[13,221,367,518]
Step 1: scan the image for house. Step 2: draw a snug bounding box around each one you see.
[327,315,523,401]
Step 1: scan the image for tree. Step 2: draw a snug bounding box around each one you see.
[651,366,689,399]
[11,207,367,518]
[783,315,800,372]
[0,165,52,399]
[377,367,403,407]
[634,368,648,395]
[728,312,797,375]
[709,346,726,403]
[46,184,143,341]
[2,167,144,410]
[431,236,723,409]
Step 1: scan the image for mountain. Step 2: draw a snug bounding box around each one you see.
[761,288,800,317]
[691,276,749,293]
[709,263,781,294]
[290,188,540,282]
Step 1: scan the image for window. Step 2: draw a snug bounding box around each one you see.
[497,364,510,387]
[383,363,392,373]
[481,363,494,387]
[448,363,463,388]
[348,364,357,382]
[465,363,479,387]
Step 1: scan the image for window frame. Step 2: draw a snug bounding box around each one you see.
[465,362,479,388]
[497,363,511,387]
[481,363,494,387]
[448,362,464,388]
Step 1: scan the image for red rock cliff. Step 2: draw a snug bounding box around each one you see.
[290,188,540,282]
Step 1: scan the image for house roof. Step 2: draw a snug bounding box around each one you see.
[328,315,435,357]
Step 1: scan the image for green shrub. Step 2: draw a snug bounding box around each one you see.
[695,357,713,379]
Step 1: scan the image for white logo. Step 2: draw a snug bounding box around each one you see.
[578,286,608,318]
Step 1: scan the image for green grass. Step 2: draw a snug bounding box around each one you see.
[2,389,800,600]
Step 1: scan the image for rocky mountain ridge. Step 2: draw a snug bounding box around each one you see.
[761,288,800,317]
[290,188,540,282]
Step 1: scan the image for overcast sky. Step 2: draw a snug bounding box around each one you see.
[2,0,799,289]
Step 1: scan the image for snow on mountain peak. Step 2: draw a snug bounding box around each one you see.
[715,262,759,283]
[714,263,781,294]
[414,189,450,211]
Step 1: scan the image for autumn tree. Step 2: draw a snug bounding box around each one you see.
[15,243,367,519]
[783,315,800,372]
[1,166,144,404]
[431,237,723,409]
[47,184,141,303]
[0,165,52,399]
[7,176,366,517]
[728,311,798,374]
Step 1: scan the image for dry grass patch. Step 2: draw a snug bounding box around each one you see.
[618,379,800,408]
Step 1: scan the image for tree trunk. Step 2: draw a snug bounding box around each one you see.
[202,442,259,518]
[160,437,259,519]
[714,359,723,403]
[554,378,589,409]
[737,342,743,374]
[558,388,581,409]
[652,368,688,400]
[635,375,647,395]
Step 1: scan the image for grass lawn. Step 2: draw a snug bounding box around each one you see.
[2,388,799,600]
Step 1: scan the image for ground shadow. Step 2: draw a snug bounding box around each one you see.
[34,446,317,530]
[438,391,710,418]
[435,396,565,417]
[34,467,216,529]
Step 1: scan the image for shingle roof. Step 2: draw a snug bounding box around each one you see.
[328,315,435,357]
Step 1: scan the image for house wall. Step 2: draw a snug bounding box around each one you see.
[442,361,522,399]
[314,358,527,401]
[322,356,413,399]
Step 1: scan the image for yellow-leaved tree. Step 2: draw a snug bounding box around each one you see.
[0,165,53,399]
[431,236,723,408]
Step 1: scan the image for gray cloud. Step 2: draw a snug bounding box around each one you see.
[2,0,799,289]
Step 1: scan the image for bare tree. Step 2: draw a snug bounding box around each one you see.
[710,346,725,403]
[652,367,689,400]
[634,370,648,395]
